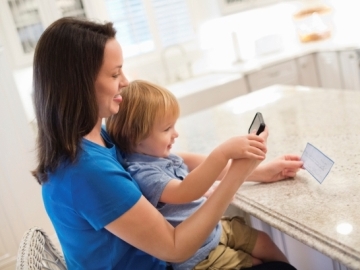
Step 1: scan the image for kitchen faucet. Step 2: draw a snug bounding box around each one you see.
[161,44,192,84]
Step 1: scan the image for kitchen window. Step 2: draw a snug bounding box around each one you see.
[1,0,194,67]
[104,0,195,58]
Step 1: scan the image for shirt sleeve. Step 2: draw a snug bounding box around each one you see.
[126,164,172,207]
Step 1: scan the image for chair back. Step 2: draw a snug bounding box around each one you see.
[16,227,67,270]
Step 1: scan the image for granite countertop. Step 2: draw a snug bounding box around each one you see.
[173,85,360,269]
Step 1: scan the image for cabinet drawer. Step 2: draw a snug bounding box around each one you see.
[247,60,299,91]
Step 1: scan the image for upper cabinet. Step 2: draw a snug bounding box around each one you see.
[7,0,43,54]
[0,0,88,68]
[55,0,87,17]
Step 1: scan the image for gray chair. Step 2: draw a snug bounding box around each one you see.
[16,227,67,270]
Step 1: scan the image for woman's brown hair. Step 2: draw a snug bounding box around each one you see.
[106,80,180,154]
[32,17,116,184]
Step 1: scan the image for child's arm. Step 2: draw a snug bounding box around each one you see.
[160,134,266,204]
[179,152,231,180]
[106,156,262,263]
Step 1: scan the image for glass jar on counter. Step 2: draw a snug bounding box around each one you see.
[293,4,333,43]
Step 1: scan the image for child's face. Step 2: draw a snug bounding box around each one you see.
[135,116,179,158]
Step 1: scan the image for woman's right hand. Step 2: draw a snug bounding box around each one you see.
[218,128,269,161]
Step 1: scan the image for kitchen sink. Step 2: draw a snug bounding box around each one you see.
[166,72,248,116]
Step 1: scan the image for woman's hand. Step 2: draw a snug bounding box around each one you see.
[218,129,269,161]
[248,154,304,183]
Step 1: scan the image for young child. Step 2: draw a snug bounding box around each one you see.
[106,80,288,270]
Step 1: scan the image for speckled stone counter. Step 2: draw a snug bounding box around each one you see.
[173,85,360,269]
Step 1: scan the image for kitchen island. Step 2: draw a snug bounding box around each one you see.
[173,84,360,270]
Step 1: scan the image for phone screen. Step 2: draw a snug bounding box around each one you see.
[248,112,265,135]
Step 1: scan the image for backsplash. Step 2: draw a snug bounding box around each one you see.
[217,0,287,15]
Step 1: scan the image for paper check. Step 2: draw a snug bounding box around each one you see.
[301,143,334,184]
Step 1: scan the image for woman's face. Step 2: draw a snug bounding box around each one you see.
[95,38,128,119]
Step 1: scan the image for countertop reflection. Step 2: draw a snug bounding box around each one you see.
[173,84,360,269]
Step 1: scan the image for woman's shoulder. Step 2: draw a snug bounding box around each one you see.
[50,136,131,185]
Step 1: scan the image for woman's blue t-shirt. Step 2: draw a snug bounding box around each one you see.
[42,129,166,269]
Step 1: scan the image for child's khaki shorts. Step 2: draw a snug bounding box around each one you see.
[193,216,258,270]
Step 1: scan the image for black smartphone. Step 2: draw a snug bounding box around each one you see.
[248,112,266,135]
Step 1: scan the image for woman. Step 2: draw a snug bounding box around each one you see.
[32,17,303,269]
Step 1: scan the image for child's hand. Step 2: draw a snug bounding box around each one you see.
[218,132,268,161]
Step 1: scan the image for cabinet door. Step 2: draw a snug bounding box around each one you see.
[247,60,299,91]
[0,0,88,68]
[249,215,351,270]
[339,50,360,91]
[296,53,320,87]
[315,51,343,89]
[0,0,46,67]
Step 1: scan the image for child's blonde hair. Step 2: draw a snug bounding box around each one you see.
[107,80,180,154]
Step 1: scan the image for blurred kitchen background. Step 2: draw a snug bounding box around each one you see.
[2,0,360,123]
[1,0,360,269]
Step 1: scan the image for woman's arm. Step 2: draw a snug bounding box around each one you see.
[246,154,303,182]
[178,153,304,184]
[161,134,266,204]
[105,157,261,263]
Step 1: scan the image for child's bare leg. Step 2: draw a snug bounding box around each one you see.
[251,231,288,263]
[251,256,263,266]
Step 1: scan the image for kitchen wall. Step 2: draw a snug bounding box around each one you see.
[3,0,224,123]
[7,0,298,122]
[0,40,53,270]
[121,0,299,84]
[5,0,360,129]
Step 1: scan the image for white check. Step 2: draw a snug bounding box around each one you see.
[301,143,334,184]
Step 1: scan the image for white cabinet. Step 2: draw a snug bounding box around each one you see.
[245,50,360,92]
[0,0,89,68]
[296,53,320,87]
[247,60,299,91]
[249,215,351,270]
[315,51,343,90]
[0,0,43,67]
[339,50,360,91]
